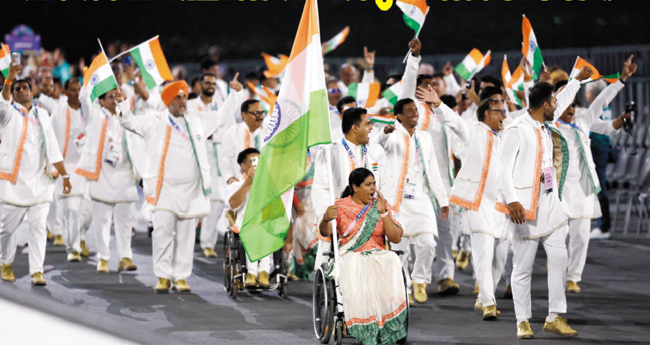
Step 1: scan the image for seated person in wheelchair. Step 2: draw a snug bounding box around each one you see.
[225,148,272,288]
[319,168,408,345]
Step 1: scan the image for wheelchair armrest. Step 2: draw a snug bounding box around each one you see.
[392,250,405,256]
[322,251,335,258]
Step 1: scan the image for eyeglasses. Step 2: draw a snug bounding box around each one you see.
[328,88,342,94]
[246,110,267,117]
[489,109,507,116]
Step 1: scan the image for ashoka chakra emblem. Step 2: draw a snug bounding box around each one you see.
[145,59,156,71]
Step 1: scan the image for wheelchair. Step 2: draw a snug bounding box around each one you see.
[312,236,409,345]
[223,211,289,299]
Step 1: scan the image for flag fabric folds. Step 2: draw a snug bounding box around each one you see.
[83,52,118,103]
[522,15,544,80]
[455,48,491,80]
[396,0,428,34]
[570,56,620,84]
[0,44,11,78]
[129,36,173,90]
[323,26,350,55]
[262,53,289,78]
[240,0,331,261]
[347,82,381,108]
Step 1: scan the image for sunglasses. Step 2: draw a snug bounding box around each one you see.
[328,88,342,94]
[246,110,267,117]
[489,109,507,116]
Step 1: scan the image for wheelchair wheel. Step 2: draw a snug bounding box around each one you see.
[278,278,288,298]
[229,260,238,299]
[312,266,335,343]
[334,319,343,345]
[223,232,231,291]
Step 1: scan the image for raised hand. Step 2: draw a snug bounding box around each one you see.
[408,38,421,57]
[519,57,532,78]
[416,85,440,105]
[620,55,637,82]
[375,190,387,214]
[539,65,551,84]
[575,65,594,82]
[363,46,375,69]
[383,124,396,134]
[229,72,243,92]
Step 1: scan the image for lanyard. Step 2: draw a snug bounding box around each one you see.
[168,115,190,141]
[413,133,421,173]
[343,201,372,237]
[557,119,584,135]
[13,105,39,125]
[78,105,86,128]
[341,139,367,169]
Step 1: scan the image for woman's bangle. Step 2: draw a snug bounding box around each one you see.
[380,211,388,218]
[61,175,70,179]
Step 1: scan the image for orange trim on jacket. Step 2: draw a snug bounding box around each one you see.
[393,134,411,213]
[144,125,172,206]
[0,117,29,184]
[449,130,493,211]
[74,117,107,181]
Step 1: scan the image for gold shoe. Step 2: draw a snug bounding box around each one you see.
[456,251,470,270]
[97,259,109,273]
[483,305,499,320]
[1,264,15,282]
[47,230,54,241]
[473,282,479,294]
[203,247,218,258]
[567,280,581,293]
[474,297,483,311]
[452,250,458,260]
[31,272,46,286]
[80,241,90,257]
[544,316,578,337]
[118,258,137,272]
[517,321,535,339]
[67,252,82,262]
[287,272,300,281]
[257,271,270,288]
[155,278,171,293]
[172,279,191,292]
[53,235,64,246]
[245,273,257,287]
[504,284,513,299]
[437,277,460,296]
[408,293,414,307]
[413,282,428,303]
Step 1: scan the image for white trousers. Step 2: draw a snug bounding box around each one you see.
[200,201,225,250]
[0,202,49,275]
[392,233,436,291]
[512,226,568,323]
[435,215,455,283]
[503,241,514,286]
[460,233,472,253]
[566,217,591,283]
[471,233,510,307]
[92,200,133,261]
[246,253,272,276]
[152,210,198,281]
[47,197,63,236]
[450,210,462,252]
[63,196,92,254]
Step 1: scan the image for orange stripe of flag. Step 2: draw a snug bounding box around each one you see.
[574,56,601,79]
[522,15,532,57]
[83,52,108,87]
[149,38,173,81]
[288,0,320,63]
[398,0,428,18]
[365,83,381,108]
[468,48,483,64]
[507,67,523,90]
[0,43,9,58]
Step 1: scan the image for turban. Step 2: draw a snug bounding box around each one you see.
[161,81,189,107]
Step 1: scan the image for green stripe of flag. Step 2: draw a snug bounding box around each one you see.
[1,67,8,78]
[90,77,118,103]
[130,48,157,90]
[532,47,544,80]
[454,64,472,80]
[347,83,358,98]
[382,88,398,106]
[241,89,331,261]
[402,14,421,33]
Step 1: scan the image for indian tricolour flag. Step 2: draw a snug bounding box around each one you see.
[0,44,11,78]
[522,15,544,80]
[455,49,491,80]
[347,82,380,108]
[323,26,349,55]
[129,36,173,90]
[382,81,402,106]
[368,114,396,125]
[570,56,620,84]
[262,53,289,78]
[501,55,524,106]
[396,0,428,34]
[241,0,331,261]
[83,52,118,103]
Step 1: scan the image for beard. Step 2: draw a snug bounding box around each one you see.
[202,89,215,97]
[543,108,555,122]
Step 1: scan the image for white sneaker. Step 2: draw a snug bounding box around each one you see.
[590,228,611,240]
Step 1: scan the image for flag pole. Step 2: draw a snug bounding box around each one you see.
[403,7,429,64]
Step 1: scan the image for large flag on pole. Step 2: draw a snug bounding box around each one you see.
[241,0,331,261]
[570,56,620,84]
[455,49,491,80]
[323,26,350,55]
[396,0,428,35]
[129,36,173,90]
[522,15,544,80]
[0,43,11,78]
[83,52,118,103]
[262,53,289,78]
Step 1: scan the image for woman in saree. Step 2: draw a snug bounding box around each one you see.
[319,168,407,345]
